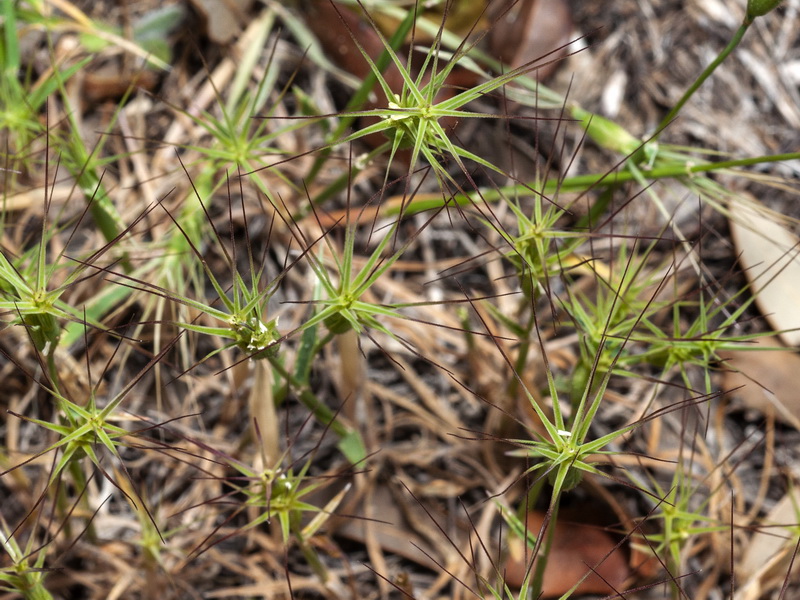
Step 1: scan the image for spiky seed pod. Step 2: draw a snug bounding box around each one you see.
[233,316,281,359]
[746,0,783,21]
[323,311,352,335]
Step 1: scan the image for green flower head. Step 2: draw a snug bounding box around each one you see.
[746,0,783,21]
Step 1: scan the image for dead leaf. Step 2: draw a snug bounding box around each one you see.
[729,196,800,347]
[736,488,800,600]
[189,0,254,44]
[305,0,401,86]
[373,0,489,43]
[503,510,629,596]
[83,69,160,104]
[488,0,572,81]
[720,336,800,429]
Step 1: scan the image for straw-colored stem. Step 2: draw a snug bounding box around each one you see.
[336,328,365,426]
[249,359,279,468]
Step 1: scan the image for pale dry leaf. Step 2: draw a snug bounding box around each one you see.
[189,0,254,44]
[729,196,800,347]
[736,487,800,599]
[720,336,800,429]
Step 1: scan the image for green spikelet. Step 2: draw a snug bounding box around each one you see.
[746,0,783,22]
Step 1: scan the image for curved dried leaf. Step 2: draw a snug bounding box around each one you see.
[729,197,800,347]
[189,0,254,44]
[504,510,629,596]
[737,488,800,599]
[488,0,572,81]
[720,336,800,429]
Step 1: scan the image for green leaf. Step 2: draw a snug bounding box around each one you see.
[338,429,367,466]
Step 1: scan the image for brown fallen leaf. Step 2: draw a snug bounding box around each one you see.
[488,0,573,81]
[83,68,160,104]
[729,196,800,347]
[503,510,629,596]
[720,336,800,429]
[372,0,489,43]
[304,0,404,89]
